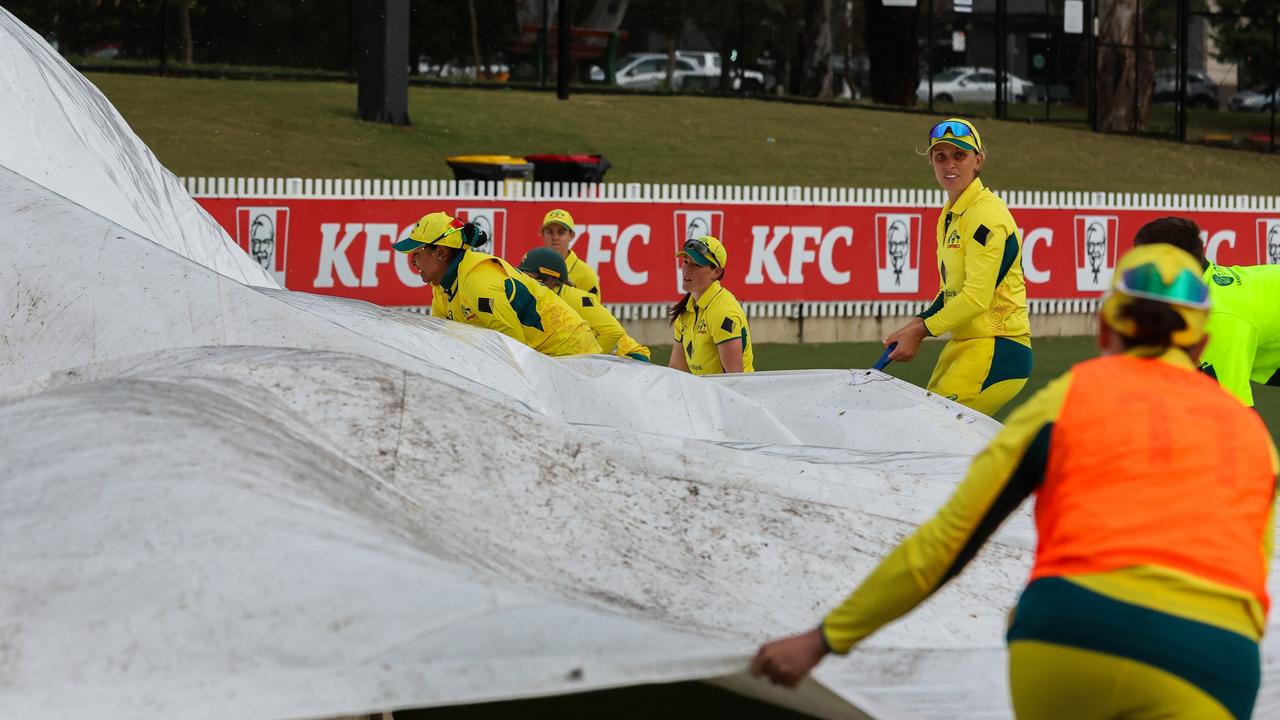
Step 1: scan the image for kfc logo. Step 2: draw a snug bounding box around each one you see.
[1257,219,1280,265]
[236,207,290,285]
[874,213,922,293]
[1073,215,1119,291]
[673,210,725,291]
[454,207,507,257]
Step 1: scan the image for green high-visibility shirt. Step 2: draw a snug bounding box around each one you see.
[1201,262,1280,407]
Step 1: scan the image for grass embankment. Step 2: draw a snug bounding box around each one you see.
[88,73,1280,193]
[652,337,1280,439]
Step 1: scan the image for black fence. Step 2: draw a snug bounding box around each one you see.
[915,0,1277,153]
[6,0,1276,153]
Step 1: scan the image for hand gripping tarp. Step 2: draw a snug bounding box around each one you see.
[3,8,1280,720]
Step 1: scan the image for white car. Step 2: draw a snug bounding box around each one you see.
[916,66,1032,104]
[593,52,765,92]
[675,51,767,92]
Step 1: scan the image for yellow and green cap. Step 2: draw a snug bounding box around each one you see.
[1100,244,1211,347]
[393,212,467,252]
[676,235,728,268]
[928,117,984,154]
[541,208,575,231]
[517,246,568,281]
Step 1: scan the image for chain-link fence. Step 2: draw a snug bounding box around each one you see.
[6,1,1275,152]
[914,0,1276,152]
[917,0,1088,123]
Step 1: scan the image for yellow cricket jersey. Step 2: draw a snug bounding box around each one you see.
[673,281,754,375]
[430,250,601,357]
[821,348,1279,654]
[919,177,1030,341]
[557,282,624,354]
[566,250,602,300]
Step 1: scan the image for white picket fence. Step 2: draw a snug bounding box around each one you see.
[183,177,1280,212]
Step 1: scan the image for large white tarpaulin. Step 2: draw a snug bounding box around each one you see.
[2,8,1278,720]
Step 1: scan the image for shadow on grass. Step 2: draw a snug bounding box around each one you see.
[391,681,816,719]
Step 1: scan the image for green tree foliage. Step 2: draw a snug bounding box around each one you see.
[1202,0,1278,89]
[2,1,516,72]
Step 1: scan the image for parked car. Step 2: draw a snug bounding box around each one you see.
[1228,86,1279,112]
[1152,69,1220,110]
[592,52,766,93]
[675,51,767,93]
[916,66,1033,104]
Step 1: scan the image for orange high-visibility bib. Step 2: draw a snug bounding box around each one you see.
[1031,355,1276,609]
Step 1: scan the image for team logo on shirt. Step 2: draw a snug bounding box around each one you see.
[454,207,507,257]
[1257,218,1280,265]
[1073,215,1119,291]
[235,206,290,285]
[673,210,724,292]
[874,213,921,293]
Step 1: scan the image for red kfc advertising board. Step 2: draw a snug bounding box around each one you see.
[195,189,1280,307]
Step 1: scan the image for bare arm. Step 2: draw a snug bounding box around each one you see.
[717,337,745,373]
[668,342,690,372]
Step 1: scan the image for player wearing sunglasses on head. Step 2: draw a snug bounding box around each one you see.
[1133,216,1280,409]
[882,118,1032,417]
[394,211,601,357]
[668,236,754,375]
[754,244,1278,720]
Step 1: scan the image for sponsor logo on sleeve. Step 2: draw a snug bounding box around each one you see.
[1073,215,1119,291]
[236,206,290,285]
[874,213,921,293]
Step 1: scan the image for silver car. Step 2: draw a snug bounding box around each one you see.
[916,66,1032,104]
[1228,87,1279,112]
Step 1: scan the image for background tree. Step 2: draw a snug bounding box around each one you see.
[798,0,834,98]
[864,0,918,105]
[1205,0,1278,90]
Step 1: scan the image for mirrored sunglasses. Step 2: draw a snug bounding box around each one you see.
[1116,262,1210,309]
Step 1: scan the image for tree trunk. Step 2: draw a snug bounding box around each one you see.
[1097,0,1155,132]
[799,0,834,99]
[178,0,193,66]
[665,32,678,90]
[467,0,487,79]
[864,0,918,106]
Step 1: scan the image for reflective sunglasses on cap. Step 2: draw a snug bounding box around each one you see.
[1115,262,1210,309]
[929,120,976,142]
[681,237,720,267]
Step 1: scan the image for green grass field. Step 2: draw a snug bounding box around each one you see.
[651,337,1280,440]
[87,73,1280,193]
[81,73,1280,435]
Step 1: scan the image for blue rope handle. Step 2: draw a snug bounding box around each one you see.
[873,342,897,371]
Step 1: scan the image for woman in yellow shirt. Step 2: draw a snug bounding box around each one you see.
[882,118,1032,417]
[668,236,754,375]
[517,247,651,362]
[394,211,599,357]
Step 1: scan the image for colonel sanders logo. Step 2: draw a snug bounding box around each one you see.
[235,206,289,285]
[454,207,507,257]
[1259,219,1280,265]
[1073,215,1119,291]
[874,213,921,293]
